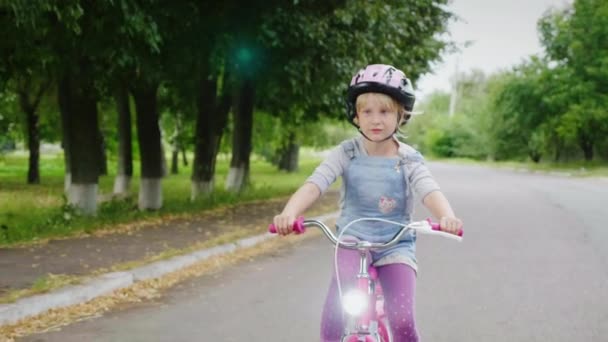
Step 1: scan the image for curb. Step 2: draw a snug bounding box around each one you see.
[0,212,338,327]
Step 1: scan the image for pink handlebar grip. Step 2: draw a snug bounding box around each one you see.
[427,218,464,237]
[268,216,306,234]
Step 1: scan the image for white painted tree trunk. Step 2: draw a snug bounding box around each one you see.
[113,136,132,196]
[113,174,131,195]
[161,143,168,177]
[68,183,98,215]
[64,173,71,194]
[225,167,246,192]
[139,178,162,210]
[191,180,213,200]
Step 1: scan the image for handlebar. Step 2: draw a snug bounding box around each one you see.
[269,217,463,250]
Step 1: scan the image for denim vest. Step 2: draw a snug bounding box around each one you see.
[335,140,417,265]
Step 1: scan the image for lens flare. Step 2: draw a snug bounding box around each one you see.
[342,289,368,316]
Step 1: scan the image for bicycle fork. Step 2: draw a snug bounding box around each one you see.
[341,251,383,342]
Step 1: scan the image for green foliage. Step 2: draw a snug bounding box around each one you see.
[536,0,608,160]
[407,71,495,160]
[489,61,549,160]
[406,0,608,164]
[250,110,355,164]
[250,111,283,162]
[0,90,19,150]
[2,0,456,163]
[258,0,453,130]
[299,119,355,149]
[425,128,452,157]
[404,91,449,152]
[247,0,455,168]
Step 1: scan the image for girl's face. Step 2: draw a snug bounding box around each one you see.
[355,94,401,142]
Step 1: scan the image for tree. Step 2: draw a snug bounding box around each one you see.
[538,0,608,160]
[185,4,235,198]
[112,84,134,195]
[0,90,19,152]
[256,0,454,172]
[490,60,553,161]
[6,1,165,213]
[223,1,295,192]
[16,77,52,183]
[1,3,54,184]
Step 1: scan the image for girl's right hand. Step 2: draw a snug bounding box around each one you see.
[273,213,297,236]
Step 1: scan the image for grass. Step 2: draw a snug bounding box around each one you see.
[0,274,82,304]
[429,156,608,177]
[0,151,323,247]
[6,149,603,247]
[0,228,258,304]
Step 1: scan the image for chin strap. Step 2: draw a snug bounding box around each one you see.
[358,129,395,142]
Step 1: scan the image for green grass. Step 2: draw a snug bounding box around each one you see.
[2,150,605,247]
[0,274,82,304]
[0,152,322,247]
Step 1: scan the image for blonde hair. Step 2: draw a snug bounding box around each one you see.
[355,93,411,125]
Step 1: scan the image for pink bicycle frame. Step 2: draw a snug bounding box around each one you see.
[342,252,389,342]
[269,217,462,342]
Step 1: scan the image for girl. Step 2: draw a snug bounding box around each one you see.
[273,64,463,342]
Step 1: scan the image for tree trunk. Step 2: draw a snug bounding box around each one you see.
[113,85,133,195]
[58,76,72,193]
[530,153,541,163]
[528,150,541,163]
[191,71,231,199]
[226,78,254,192]
[132,82,163,210]
[98,129,108,176]
[192,75,218,197]
[171,148,179,174]
[25,108,40,184]
[579,134,594,161]
[278,132,299,172]
[160,142,168,177]
[17,78,48,185]
[60,70,101,215]
[582,144,593,161]
[170,115,183,175]
[553,143,561,162]
[181,148,188,166]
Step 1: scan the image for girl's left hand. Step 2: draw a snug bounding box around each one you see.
[440,216,463,235]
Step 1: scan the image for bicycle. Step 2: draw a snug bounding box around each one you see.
[269,217,463,342]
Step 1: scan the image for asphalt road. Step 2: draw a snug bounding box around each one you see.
[21,163,608,341]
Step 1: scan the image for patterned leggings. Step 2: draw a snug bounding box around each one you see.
[320,248,419,342]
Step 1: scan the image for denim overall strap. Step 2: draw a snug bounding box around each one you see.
[337,138,418,268]
[340,139,356,160]
[336,147,413,244]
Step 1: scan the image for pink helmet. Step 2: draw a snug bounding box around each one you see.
[345,64,415,124]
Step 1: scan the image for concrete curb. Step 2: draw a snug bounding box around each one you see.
[0,212,338,327]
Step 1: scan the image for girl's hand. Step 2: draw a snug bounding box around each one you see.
[273,213,298,236]
[439,216,463,235]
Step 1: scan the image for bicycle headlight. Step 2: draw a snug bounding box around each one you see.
[342,289,368,316]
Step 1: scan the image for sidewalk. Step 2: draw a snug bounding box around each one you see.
[0,190,340,327]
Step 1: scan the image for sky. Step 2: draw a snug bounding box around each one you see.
[415,0,573,99]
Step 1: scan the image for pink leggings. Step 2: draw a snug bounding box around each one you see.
[320,249,419,342]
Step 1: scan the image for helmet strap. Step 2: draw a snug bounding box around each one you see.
[358,129,395,142]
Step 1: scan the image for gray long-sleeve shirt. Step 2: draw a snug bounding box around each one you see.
[306,136,440,213]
